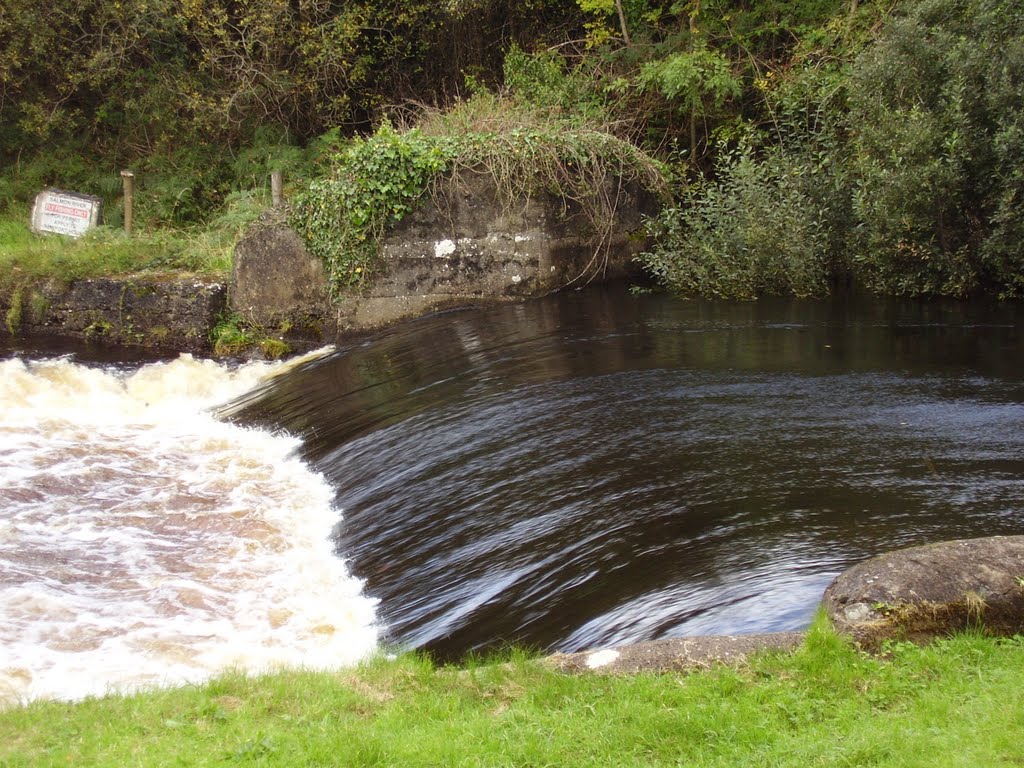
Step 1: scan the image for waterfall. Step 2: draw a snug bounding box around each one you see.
[0,352,378,704]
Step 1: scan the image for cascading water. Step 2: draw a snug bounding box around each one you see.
[5,286,1024,701]
[0,351,378,705]
[225,288,1024,662]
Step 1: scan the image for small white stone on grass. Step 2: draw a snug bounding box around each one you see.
[585,649,620,669]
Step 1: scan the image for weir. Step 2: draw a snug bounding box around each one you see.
[4,285,1024,701]
[0,353,377,704]
[225,287,1024,661]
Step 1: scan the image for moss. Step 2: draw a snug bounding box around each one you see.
[27,290,50,324]
[258,337,291,360]
[851,595,1013,652]
[128,283,158,298]
[84,318,114,339]
[147,326,171,344]
[4,285,24,335]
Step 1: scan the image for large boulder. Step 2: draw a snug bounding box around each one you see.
[822,536,1024,649]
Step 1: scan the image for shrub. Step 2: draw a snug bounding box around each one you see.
[846,0,1024,297]
[639,139,844,299]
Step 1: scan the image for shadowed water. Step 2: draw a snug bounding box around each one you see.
[224,288,1024,660]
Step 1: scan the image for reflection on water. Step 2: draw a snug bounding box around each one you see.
[226,288,1024,660]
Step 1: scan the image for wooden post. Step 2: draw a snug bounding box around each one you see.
[120,170,135,236]
[271,169,284,207]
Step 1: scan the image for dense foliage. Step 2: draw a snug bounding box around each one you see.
[291,124,456,291]
[0,0,581,222]
[848,0,1024,297]
[641,0,1024,299]
[2,0,1021,299]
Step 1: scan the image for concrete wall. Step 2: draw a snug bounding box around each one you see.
[230,170,652,346]
[1,277,226,353]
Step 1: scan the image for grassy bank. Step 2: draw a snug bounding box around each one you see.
[3,624,1022,767]
[0,191,267,295]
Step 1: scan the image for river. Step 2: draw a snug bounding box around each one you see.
[0,344,377,704]
[4,287,1024,700]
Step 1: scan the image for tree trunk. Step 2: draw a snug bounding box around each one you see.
[614,0,631,46]
[689,0,701,160]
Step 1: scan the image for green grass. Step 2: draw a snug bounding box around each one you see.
[2,625,1022,767]
[0,190,267,294]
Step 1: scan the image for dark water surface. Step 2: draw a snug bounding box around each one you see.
[224,288,1024,660]
[0,332,175,366]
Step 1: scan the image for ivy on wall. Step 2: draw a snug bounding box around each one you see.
[291,125,457,291]
[290,102,668,297]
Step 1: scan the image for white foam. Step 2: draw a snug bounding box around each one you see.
[0,353,378,705]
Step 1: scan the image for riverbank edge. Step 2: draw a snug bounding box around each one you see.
[0,274,227,355]
[547,632,808,674]
[0,272,562,358]
[551,535,1024,675]
[4,628,1022,766]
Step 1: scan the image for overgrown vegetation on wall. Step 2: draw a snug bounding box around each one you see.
[291,95,668,295]
[2,0,1021,300]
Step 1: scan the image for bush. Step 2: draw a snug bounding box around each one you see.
[846,0,1024,297]
[501,45,612,127]
[639,139,844,299]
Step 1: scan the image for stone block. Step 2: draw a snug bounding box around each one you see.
[822,536,1024,649]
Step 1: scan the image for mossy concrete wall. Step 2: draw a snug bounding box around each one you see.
[231,171,652,346]
[2,174,650,355]
[1,277,226,353]
[230,209,335,346]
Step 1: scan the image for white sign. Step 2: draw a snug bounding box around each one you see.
[30,189,103,238]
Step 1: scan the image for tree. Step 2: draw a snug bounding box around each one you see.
[847,0,1024,296]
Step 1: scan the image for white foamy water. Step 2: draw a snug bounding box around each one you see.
[0,352,378,705]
